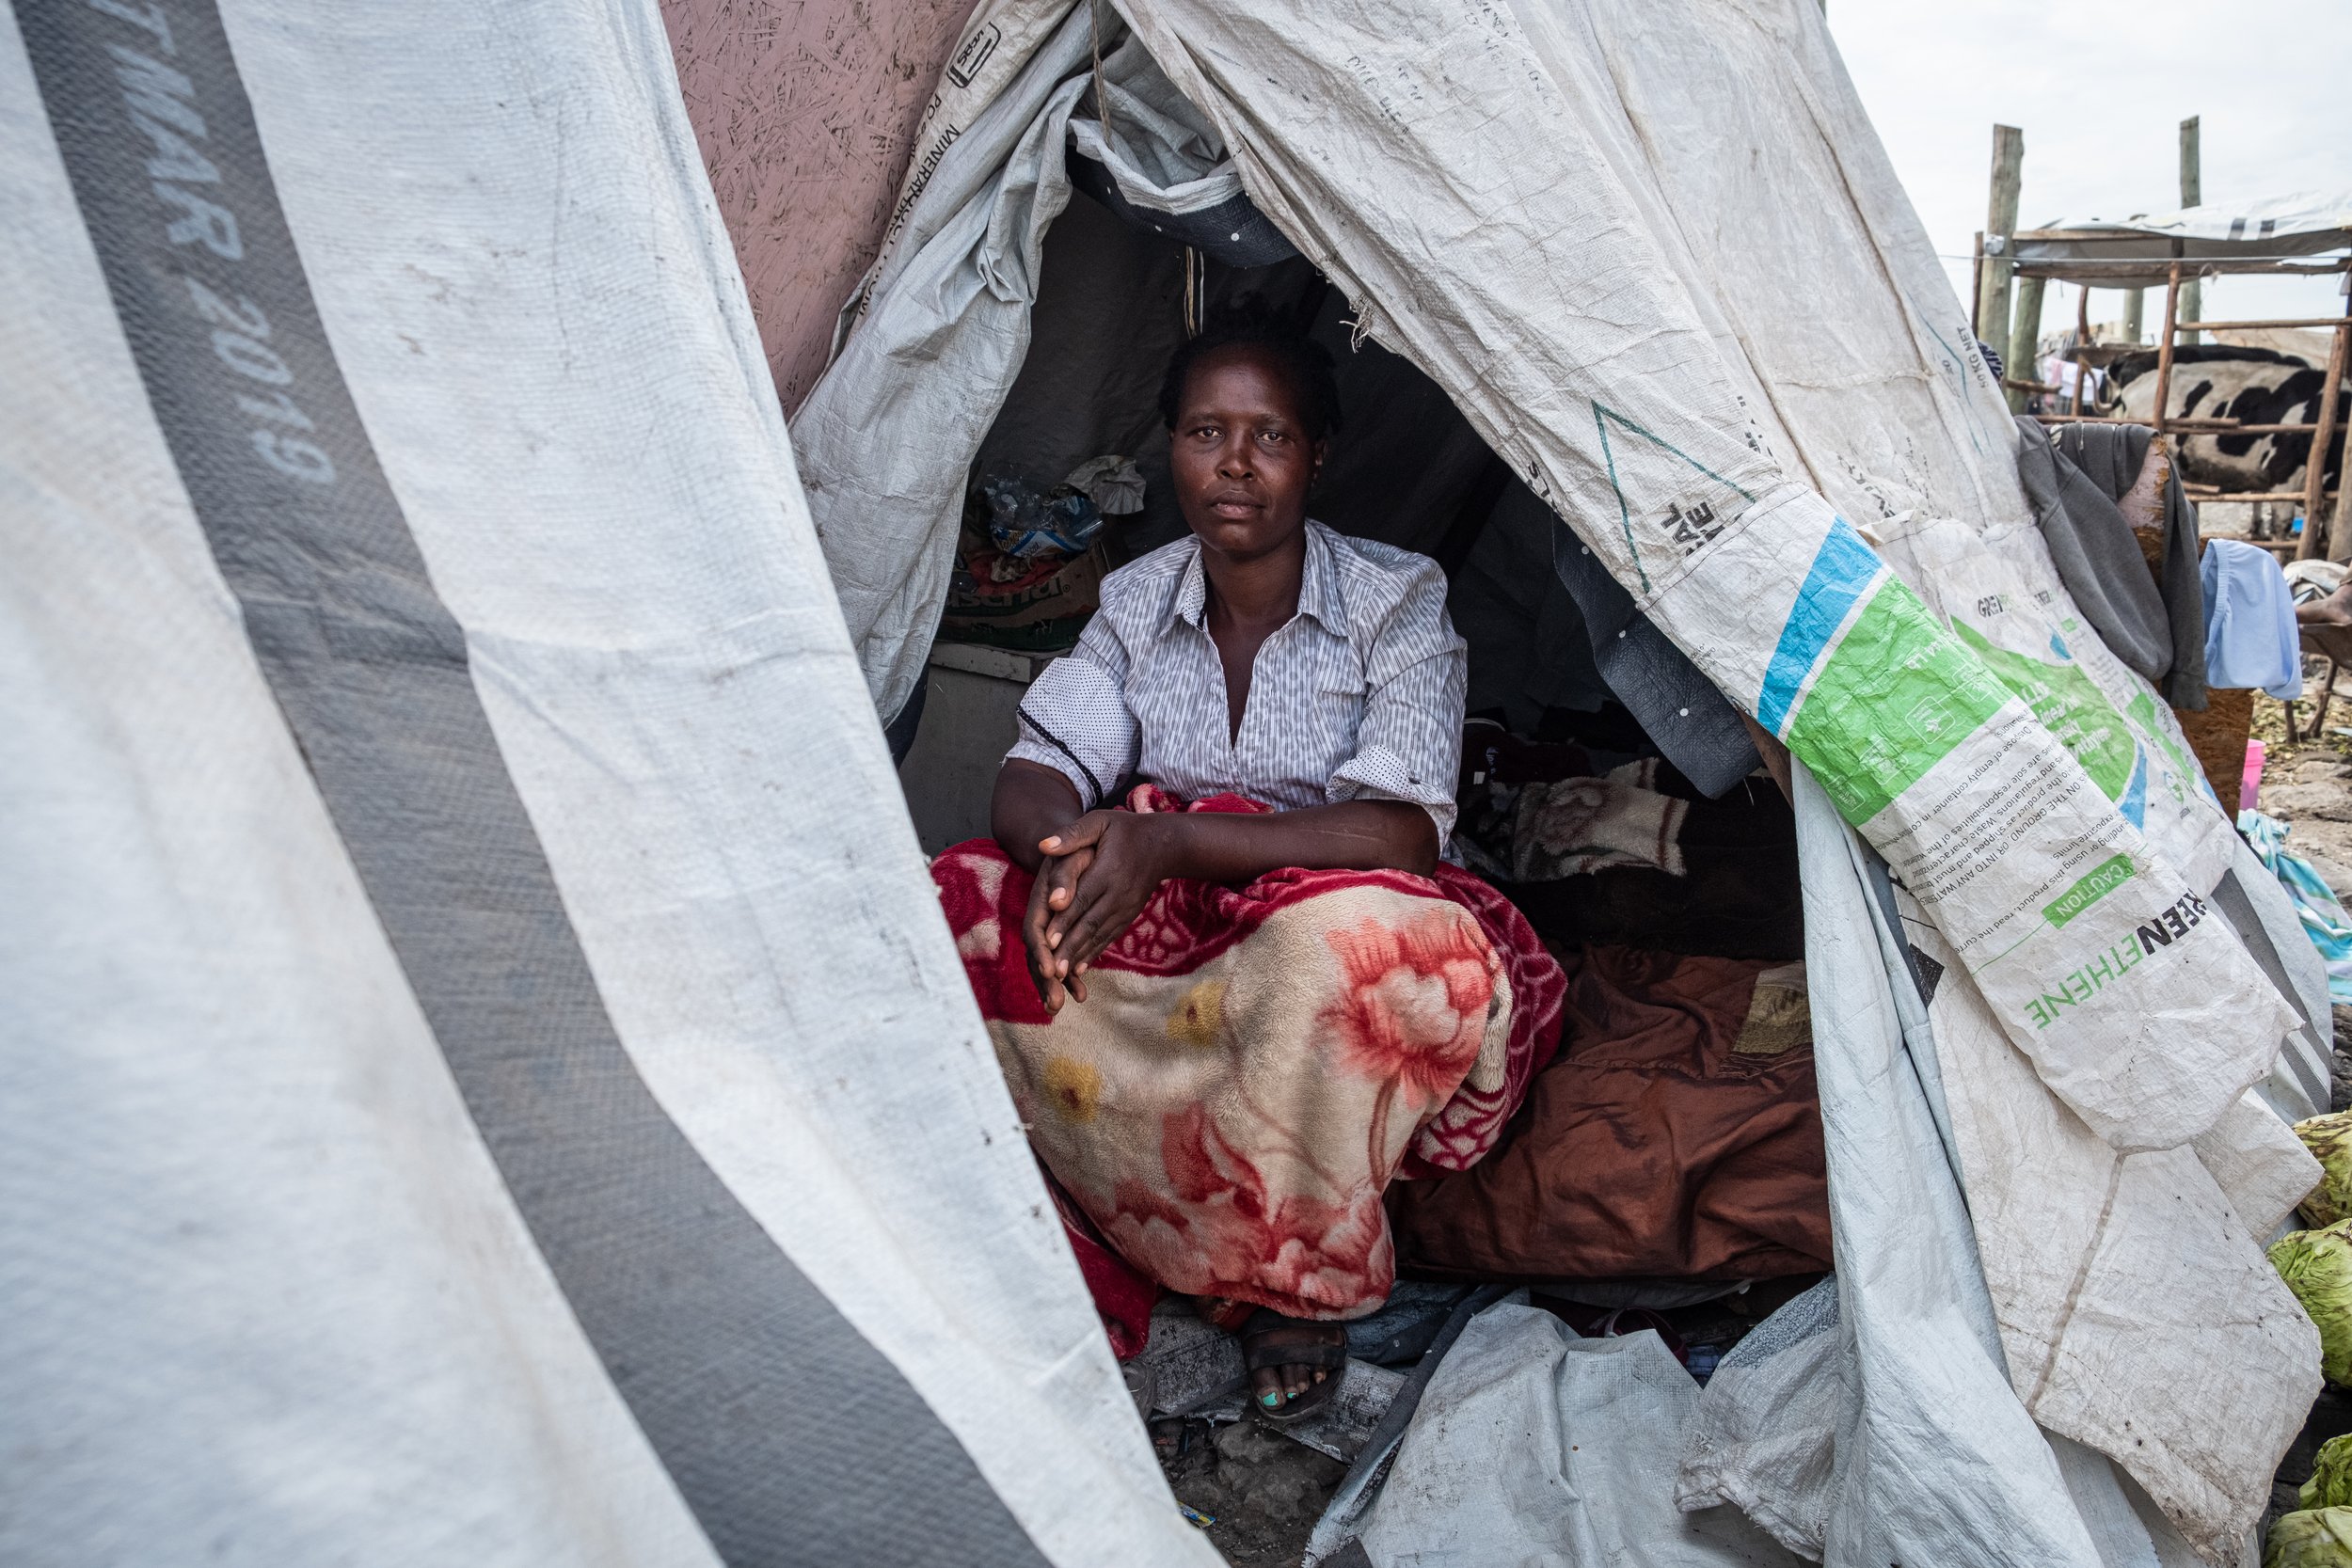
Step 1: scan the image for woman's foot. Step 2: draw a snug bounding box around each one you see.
[1240,1309,1349,1420]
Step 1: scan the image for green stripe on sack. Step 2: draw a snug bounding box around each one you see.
[1784,578,2009,824]
[2043,854,2136,927]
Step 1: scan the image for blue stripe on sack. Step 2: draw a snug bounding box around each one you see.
[2119,747,2149,829]
[1756,518,1884,736]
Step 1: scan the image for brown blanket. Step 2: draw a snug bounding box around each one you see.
[1389,943,1831,1282]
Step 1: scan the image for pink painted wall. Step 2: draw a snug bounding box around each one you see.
[661,0,982,414]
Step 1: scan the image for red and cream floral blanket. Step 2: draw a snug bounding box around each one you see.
[932,787,1564,1321]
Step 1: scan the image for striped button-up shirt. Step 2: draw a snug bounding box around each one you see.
[1008,520,1469,842]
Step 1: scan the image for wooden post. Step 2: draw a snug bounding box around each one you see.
[2179,117,2202,347]
[2153,261,2183,436]
[1978,125,2026,411]
[2074,284,2093,413]
[2124,288,2144,344]
[2334,276,2352,564]
[2331,436,2352,565]
[1970,231,1985,339]
[2300,293,2350,559]
[2009,275,2047,412]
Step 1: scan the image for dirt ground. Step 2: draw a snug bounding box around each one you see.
[1158,1417,1346,1567]
[2253,689,2352,906]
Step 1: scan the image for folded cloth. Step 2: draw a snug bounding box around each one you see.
[1388,945,1832,1282]
[932,785,1565,1320]
[2286,559,2347,606]
[2202,537,2304,700]
[1453,758,1689,884]
[2053,422,2209,708]
[1509,758,1689,882]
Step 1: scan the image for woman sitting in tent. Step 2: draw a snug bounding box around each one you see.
[930,302,1562,1419]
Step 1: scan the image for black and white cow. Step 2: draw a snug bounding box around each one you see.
[2102,345,2347,494]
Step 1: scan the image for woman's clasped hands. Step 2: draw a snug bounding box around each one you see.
[1021,810,1171,1012]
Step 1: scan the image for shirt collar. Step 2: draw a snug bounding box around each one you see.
[1169,520,1343,633]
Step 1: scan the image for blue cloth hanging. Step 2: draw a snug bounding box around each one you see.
[2201,539,2303,700]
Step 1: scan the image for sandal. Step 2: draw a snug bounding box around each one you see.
[1240,1308,1350,1423]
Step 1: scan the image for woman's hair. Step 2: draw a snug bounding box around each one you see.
[1156,295,1343,441]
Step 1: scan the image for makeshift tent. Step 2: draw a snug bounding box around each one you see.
[0,5,2333,1568]
[782,0,2338,1560]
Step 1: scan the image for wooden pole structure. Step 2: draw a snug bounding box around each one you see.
[2153,261,2183,436]
[2298,291,2350,560]
[2179,117,2202,347]
[2124,288,2145,344]
[1978,125,2026,411]
[2009,276,2048,412]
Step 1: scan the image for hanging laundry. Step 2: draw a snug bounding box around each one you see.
[2014,417,2176,690]
[2054,424,2206,707]
[2202,538,2304,700]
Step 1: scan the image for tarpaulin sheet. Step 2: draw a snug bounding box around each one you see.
[0,3,1213,1564]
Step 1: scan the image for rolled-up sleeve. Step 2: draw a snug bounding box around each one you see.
[1007,614,1139,809]
[1327,563,1468,843]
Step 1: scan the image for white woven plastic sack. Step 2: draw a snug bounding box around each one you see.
[1549,9,2320,1551]
[1900,905,2319,1562]
[1867,511,2239,908]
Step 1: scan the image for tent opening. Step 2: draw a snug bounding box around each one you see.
[896,174,1830,1308]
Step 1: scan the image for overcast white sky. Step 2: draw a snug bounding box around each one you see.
[1830,0,2350,342]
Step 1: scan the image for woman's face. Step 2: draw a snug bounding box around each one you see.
[1168,344,1326,563]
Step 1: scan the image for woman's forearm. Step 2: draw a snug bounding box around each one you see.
[1142,800,1438,883]
[992,760,1086,873]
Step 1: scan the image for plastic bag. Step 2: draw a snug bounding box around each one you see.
[980,474,1104,559]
